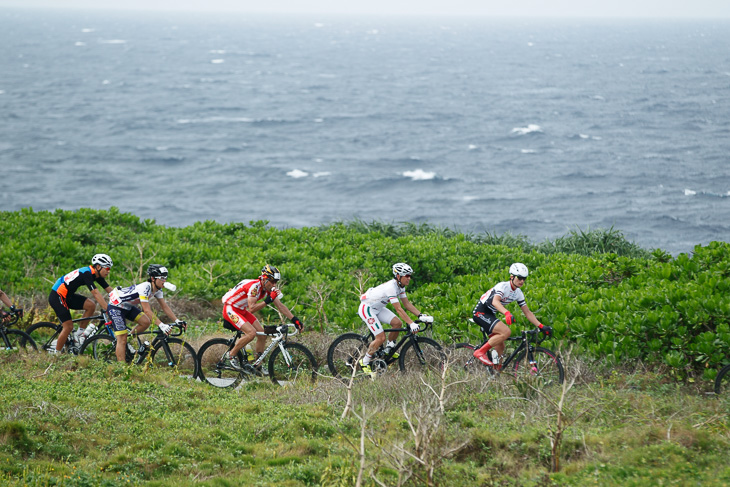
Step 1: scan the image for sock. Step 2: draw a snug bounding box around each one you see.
[362,353,373,365]
[473,342,492,357]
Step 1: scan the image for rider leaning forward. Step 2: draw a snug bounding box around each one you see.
[221,265,303,369]
[357,262,433,378]
[48,254,113,353]
[471,263,550,366]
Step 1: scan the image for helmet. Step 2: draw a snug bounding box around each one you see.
[91,253,113,268]
[147,264,169,279]
[509,263,529,278]
[261,264,281,282]
[392,262,413,278]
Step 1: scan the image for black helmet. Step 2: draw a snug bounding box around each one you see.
[260,264,281,282]
[147,264,169,279]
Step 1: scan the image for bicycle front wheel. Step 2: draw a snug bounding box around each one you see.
[268,342,318,386]
[197,338,244,389]
[327,333,371,379]
[1,329,37,353]
[79,334,118,362]
[512,346,564,387]
[25,321,61,352]
[398,337,446,375]
[715,364,730,395]
[149,338,199,378]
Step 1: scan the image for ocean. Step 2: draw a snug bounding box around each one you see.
[1,8,729,255]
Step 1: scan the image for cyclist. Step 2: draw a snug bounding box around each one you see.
[221,264,303,369]
[107,264,186,362]
[48,254,113,353]
[357,263,433,378]
[471,263,550,366]
[0,287,23,323]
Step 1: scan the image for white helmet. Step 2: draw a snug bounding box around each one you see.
[509,262,528,278]
[392,262,413,278]
[92,253,113,268]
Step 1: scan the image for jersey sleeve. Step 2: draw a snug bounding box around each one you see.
[97,277,110,290]
[82,269,98,291]
[136,282,153,303]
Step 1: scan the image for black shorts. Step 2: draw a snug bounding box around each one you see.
[49,291,90,324]
[472,307,500,335]
[108,305,143,336]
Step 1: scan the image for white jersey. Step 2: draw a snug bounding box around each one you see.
[109,282,163,310]
[477,281,526,313]
[360,279,407,312]
[222,279,268,310]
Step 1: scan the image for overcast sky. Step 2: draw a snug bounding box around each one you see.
[1,0,729,18]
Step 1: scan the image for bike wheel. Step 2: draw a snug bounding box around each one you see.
[268,342,318,386]
[327,333,371,379]
[398,337,446,375]
[149,338,199,378]
[197,338,244,389]
[446,343,494,376]
[79,334,118,362]
[25,321,61,352]
[512,346,564,387]
[715,364,730,395]
[1,329,38,352]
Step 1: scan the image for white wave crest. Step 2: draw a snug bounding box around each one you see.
[403,169,436,181]
[684,189,696,196]
[313,172,330,177]
[99,39,127,44]
[211,59,225,64]
[75,42,86,46]
[177,117,254,124]
[287,169,309,179]
[511,124,543,135]
[521,149,537,154]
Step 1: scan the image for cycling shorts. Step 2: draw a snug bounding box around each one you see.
[107,305,143,336]
[223,304,257,331]
[358,303,396,336]
[48,291,90,324]
[473,309,501,335]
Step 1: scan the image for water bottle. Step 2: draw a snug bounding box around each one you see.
[245,344,255,363]
[490,349,500,365]
[135,340,151,364]
[82,323,97,339]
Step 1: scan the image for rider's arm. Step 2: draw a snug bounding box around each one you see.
[140,301,161,326]
[0,288,12,308]
[89,288,108,312]
[247,294,269,314]
[273,299,295,320]
[156,297,178,322]
[491,295,510,316]
[399,297,421,319]
[520,304,541,327]
[391,301,414,326]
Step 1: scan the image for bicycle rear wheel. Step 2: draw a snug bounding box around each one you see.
[446,343,494,377]
[512,346,564,387]
[398,337,446,375]
[327,333,371,379]
[1,329,37,353]
[149,338,199,378]
[715,364,730,395]
[25,321,61,352]
[197,338,244,389]
[79,334,118,362]
[268,342,318,386]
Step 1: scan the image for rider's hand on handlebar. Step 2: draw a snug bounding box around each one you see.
[409,322,420,333]
[503,311,514,326]
[538,323,552,335]
[9,305,23,318]
[291,316,303,331]
[417,313,433,324]
[159,323,172,335]
[175,319,187,331]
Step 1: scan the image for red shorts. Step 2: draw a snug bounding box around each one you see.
[223,304,256,330]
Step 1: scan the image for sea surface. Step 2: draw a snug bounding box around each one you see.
[1,8,729,255]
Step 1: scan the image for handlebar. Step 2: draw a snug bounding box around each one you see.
[1,309,22,326]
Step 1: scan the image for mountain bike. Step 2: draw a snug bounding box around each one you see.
[327,319,445,380]
[1,308,37,352]
[197,323,318,388]
[25,312,111,355]
[715,363,730,395]
[78,322,199,377]
[448,321,564,387]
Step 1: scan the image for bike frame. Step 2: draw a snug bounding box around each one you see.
[225,324,300,370]
[361,321,434,367]
[475,326,549,370]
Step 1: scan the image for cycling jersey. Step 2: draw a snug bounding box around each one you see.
[474,281,526,314]
[51,266,109,299]
[222,279,268,310]
[360,279,407,313]
[108,282,163,309]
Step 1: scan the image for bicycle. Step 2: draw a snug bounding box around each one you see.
[78,322,199,376]
[25,312,111,355]
[327,319,445,380]
[715,363,730,395]
[197,322,318,388]
[448,320,564,387]
[1,308,37,352]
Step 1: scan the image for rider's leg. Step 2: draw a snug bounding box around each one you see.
[108,306,131,362]
[49,291,76,351]
[56,320,74,352]
[358,304,386,364]
[115,332,128,362]
[231,320,257,356]
[78,297,97,329]
[474,321,511,358]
